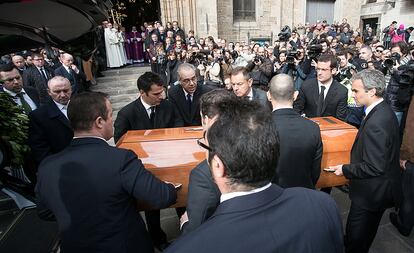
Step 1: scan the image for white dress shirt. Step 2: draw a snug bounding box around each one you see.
[246,87,254,100]
[317,78,333,99]
[220,183,272,203]
[140,97,154,118]
[3,88,37,111]
[365,98,384,117]
[54,100,68,118]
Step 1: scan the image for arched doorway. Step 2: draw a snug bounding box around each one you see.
[117,0,161,31]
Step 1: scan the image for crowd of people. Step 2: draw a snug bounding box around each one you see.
[0,16,414,253]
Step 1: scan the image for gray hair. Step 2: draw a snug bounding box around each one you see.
[48,76,71,89]
[269,74,295,102]
[177,63,196,80]
[351,69,385,97]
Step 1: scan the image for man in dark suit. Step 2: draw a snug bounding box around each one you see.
[114,72,183,143]
[166,98,344,253]
[294,54,348,121]
[23,53,54,104]
[36,92,178,253]
[180,90,236,234]
[168,63,212,126]
[0,63,39,113]
[268,74,323,189]
[28,76,73,165]
[54,53,85,94]
[330,69,402,253]
[12,55,27,75]
[230,66,270,109]
[114,71,183,251]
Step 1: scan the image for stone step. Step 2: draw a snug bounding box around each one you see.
[109,93,137,104]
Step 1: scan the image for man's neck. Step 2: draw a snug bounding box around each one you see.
[272,103,293,111]
[74,130,105,140]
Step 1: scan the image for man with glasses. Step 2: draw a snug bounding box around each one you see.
[0,63,39,113]
[23,52,54,104]
[165,98,344,253]
[168,63,212,126]
[294,54,348,121]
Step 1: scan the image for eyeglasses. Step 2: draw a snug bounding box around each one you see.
[181,76,197,85]
[33,58,44,61]
[197,137,212,152]
[376,50,383,53]
[1,76,21,82]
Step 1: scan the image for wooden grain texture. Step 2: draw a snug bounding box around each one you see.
[117,117,357,208]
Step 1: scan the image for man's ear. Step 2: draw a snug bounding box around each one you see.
[210,154,225,179]
[267,91,272,102]
[95,116,104,130]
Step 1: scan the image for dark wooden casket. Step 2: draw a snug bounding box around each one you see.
[117,117,357,208]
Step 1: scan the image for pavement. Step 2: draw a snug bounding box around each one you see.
[94,64,414,253]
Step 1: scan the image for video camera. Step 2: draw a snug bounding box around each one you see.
[307,44,323,60]
[278,25,292,42]
[254,55,265,64]
[383,52,401,69]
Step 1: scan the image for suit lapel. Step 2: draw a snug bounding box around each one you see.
[135,99,152,129]
[47,101,71,130]
[321,82,338,114]
[352,101,382,150]
[176,88,191,120]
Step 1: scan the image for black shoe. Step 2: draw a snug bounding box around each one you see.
[155,242,171,252]
[390,212,411,237]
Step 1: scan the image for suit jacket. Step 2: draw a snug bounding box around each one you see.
[166,185,344,253]
[28,99,73,164]
[23,66,54,104]
[54,65,83,95]
[36,137,177,253]
[183,160,220,234]
[114,98,184,143]
[342,101,402,211]
[271,108,322,189]
[168,84,212,126]
[252,87,271,109]
[0,86,40,110]
[293,78,348,121]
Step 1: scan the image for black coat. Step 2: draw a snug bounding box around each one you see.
[28,99,73,164]
[271,108,322,189]
[168,84,212,126]
[36,137,177,253]
[343,101,402,211]
[54,65,85,95]
[23,66,54,104]
[165,185,344,253]
[293,78,348,121]
[0,86,40,112]
[183,160,220,234]
[114,98,184,143]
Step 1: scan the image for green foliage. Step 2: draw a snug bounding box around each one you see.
[0,92,30,166]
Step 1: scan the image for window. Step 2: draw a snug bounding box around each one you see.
[234,0,255,21]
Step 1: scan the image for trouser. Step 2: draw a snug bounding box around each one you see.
[398,161,414,232]
[345,202,385,253]
[145,210,167,246]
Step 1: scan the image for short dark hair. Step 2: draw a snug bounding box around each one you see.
[200,89,237,118]
[317,54,338,69]
[207,99,279,189]
[137,72,164,93]
[230,66,251,80]
[0,63,17,73]
[31,52,43,59]
[68,92,109,131]
[391,41,410,55]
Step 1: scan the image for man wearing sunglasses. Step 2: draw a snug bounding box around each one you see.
[0,63,39,114]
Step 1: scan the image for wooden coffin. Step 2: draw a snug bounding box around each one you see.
[116,116,357,208]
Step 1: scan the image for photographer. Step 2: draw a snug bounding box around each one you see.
[281,46,312,90]
[247,46,273,90]
[204,48,224,87]
[385,41,413,125]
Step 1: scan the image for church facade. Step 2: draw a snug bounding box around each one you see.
[158,0,413,42]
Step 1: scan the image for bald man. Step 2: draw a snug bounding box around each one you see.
[28,76,74,165]
[267,74,323,189]
[54,53,86,94]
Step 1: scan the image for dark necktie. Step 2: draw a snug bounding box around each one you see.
[317,85,326,116]
[149,106,156,128]
[40,67,48,81]
[187,94,192,113]
[15,92,32,114]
